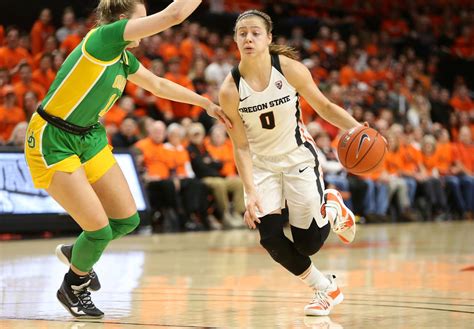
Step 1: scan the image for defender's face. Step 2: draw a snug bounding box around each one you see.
[126,4,147,48]
[235,17,271,58]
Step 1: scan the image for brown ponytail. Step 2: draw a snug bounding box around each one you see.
[269,44,299,60]
[235,9,299,60]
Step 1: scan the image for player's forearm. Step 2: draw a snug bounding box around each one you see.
[233,146,256,194]
[153,78,211,110]
[318,102,360,131]
[124,0,201,41]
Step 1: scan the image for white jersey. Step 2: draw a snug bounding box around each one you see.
[231,54,315,157]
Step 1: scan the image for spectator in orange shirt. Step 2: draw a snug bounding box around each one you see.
[382,133,414,220]
[23,90,39,121]
[205,124,237,177]
[104,96,136,130]
[52,50,66,73]
[0,26,33,75]
[0,86,26,143]
[450,85,473,112]
[30,8,55,55]
[5,121,28,149]
[381,10,409,41]
[32,53,55,90]
[435,128,469,218]
[60,20,88,56]
[180,22,213,74]
[360,159,390,222]
[451,26,474,59]
[388,124,424,207]
[339,55,357,86]
[56,8,76,43]
[164,57,195,119]
[420,135,449,220]
[187,123,244,229]
[13,63,46,108]
[134,121,181,232]
[163,123,210,230]
[32,35,58,70]
[449,126,474,216]
[0,68,10,92]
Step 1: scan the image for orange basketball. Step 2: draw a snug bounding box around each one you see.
[337,126,387,175]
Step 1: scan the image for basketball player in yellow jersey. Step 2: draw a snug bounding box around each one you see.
[24,0,230,319]
[219,10,360,316]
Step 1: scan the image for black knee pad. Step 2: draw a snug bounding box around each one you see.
[257,214,311,275]
[291,218,330,256]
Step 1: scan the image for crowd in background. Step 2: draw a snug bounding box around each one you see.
[0,0,473,231]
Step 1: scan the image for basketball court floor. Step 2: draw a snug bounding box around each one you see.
[1,221,473,328]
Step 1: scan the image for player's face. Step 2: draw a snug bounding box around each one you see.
[126,4,147,48]
[235,17,271,58]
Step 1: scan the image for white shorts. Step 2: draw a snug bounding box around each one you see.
[246,145,327,229]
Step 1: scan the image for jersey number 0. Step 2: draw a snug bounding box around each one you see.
[260,111,275,130]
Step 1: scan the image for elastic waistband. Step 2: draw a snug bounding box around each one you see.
[36,106,97,136]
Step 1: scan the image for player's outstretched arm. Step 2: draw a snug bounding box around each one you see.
[124,0,201,41]
[280,56,361,131]
[219,75,262,229]
[128,64,231,127]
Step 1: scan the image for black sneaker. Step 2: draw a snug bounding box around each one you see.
[57,277,104,319]
[55,244,101,291]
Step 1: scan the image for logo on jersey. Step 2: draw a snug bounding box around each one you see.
[112,75,126,91]
[239,95,291,113]
[356,133,370,159]
[275,80,282,89]
[239,95,251,102]
[27,132,35,148]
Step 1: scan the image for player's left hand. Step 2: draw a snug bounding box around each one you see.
[206,102,233,129]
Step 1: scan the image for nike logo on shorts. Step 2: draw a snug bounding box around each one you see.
[299,167,309,173]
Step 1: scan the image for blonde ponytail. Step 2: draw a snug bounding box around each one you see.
[96,0,146,26]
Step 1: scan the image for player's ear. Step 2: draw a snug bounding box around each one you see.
[268,33,272,45]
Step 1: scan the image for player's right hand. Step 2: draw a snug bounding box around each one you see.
[244,191,263,229]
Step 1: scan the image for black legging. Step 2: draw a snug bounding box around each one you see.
[257,213,330,276]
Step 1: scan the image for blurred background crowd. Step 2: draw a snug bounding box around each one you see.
[0,0,473,232]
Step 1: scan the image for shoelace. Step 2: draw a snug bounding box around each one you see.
[310,290,331,309]
[326,205,349,233]
[89,270,97,279]
[73,288,95,309]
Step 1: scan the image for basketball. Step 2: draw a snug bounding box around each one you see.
[337,126,387,175]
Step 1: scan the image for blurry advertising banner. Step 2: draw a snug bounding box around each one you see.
[0,152,147,214]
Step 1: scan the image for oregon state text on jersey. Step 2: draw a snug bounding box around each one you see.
[231,54,315,156]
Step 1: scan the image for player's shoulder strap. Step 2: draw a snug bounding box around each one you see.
[271,53,283,75]
[231,66,241,91]
[231,53,283,91]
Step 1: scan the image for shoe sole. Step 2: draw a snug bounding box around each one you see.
[325,189,356,244]
[56,290,104,319]
[55,244,70,267]
[304,292,344,316]
[55,244,101,291]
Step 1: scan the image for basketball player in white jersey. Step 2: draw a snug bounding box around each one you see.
[219,10,361,316]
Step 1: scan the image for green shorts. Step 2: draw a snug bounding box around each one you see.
[25,113,116,189]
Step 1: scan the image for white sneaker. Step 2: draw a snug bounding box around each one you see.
[208,214,223,230]
[323,189,356,244]
[304,275,344,316]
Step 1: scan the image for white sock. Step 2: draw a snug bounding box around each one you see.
[299,264,330,290]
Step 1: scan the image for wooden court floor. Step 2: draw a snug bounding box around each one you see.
[1,221,473,328]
